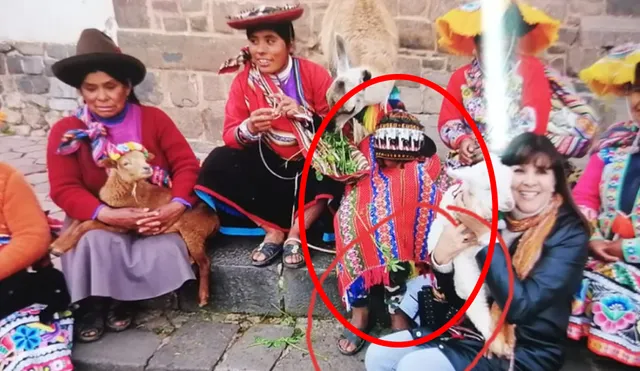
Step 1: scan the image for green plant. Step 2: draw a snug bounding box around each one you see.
[352,204,405,273]
[315,131,360,181]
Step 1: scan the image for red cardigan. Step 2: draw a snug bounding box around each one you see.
[47,105,200,221]
[437,55,551,150]
[222,57,333,158]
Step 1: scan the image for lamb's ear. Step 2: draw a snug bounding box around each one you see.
[100,158,118,168]
[146,152,155,161]
[334,33,350,75]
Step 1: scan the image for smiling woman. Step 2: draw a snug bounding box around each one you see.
[46,29,200,343]
[194,4,344,269]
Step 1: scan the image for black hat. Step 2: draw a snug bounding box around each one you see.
[52,28,146,88]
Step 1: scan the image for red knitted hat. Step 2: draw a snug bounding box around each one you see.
[226,4,304,30]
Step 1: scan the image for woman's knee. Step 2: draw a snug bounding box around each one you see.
[396,348,455,371]
[364,331,414,371]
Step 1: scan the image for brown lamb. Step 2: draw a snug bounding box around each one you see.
[50,149,220,307]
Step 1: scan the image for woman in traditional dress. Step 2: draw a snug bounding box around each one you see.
[47,29,200,342]
[568,43,640,367]
[436,0,599,184]
[195,4,344,269]
[0,162,74,371]
[335,110,442,355]
[365,132,590,371]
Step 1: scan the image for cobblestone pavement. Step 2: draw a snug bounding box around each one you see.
[1,133,633,371]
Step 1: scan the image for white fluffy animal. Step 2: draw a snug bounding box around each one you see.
[428,154,516,357]
[320,0,399,143]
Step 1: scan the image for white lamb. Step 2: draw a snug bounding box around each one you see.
[428,154,516,358]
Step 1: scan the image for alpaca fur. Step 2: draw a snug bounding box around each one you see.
[320,0,398,143]
[428,155,516,359]
[49,150,220,307]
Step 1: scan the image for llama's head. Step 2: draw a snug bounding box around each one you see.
[446,154,516,220]
[102,143,156,184]
[326,33,394,117]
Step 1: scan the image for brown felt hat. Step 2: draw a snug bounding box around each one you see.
[52,28,146,88]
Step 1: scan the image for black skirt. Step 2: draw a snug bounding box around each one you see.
[195,142,344,234]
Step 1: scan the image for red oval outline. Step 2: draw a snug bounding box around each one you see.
[295,74,510,368]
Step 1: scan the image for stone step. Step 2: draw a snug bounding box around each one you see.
[176,235,346,319]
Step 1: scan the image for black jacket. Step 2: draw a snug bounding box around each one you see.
[412,204,589,371]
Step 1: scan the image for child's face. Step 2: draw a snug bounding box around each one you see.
[382,159,405,168]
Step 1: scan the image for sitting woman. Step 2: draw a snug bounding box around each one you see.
[365,132,590,371]
[0,162,74,370]
[568,43,640,367]
[195,4,343,269]
[335,110,442,355]
[47,29,200,342]
[436,1,598,182]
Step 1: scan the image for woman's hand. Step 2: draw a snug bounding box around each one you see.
[97,207,159,230]
[248,108,276,134]
[456,210,491,240]
[589,239,624,262]
[136,201,186,235]
[458,137,481,165]
[274,93,303,119]
[432,224,479,266]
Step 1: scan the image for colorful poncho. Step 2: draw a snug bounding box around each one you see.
[335,136,443,308]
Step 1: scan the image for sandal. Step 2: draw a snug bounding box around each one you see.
[106,301,134,332]
[75,310,105,343]
[337,326,370,356]
[283,239,306,269]
[251,242,283,267]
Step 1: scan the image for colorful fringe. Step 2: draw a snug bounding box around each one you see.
[579,43,640,97]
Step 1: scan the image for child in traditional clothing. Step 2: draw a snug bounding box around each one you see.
[335,109,442,355]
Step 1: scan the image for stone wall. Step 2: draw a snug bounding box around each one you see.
[1,0,639,141]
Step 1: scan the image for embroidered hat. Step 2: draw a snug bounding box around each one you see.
[435,0,560,56]
[226,4,304,30]
[52,28,146,88]
[373,110,437,161]
[579,43,640,97]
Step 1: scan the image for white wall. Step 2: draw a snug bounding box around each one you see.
[0,0,117,44]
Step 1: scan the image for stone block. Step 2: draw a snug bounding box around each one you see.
[569,0,606,16]
[12,125,31,136]
[531,0,567,21]
[27,94,49,108]
[152,0,179,13]
[202,103,225,142]
[6,55,23,74]
[567,47,601,77]
[215,325,294,371]
[382,0,399,16]
[282,252,345,318]
[428,0,465,20]
[273,320,366,370]
[212,1,246,34]
[293,4,312,45]
[146,320,238,371]
[559,27,579,45]
[395,57,422,87]
[113,0,151,29]
[202,74,232,101]
[179,0,203,13]
[580,16,640,48]
[422,56,446,71]
[21,56,44,75]
[45,43,73,59]
[45,110,62,127]
[549,56,567,75]
[168,72,199,107]
[72,330,161,371]
[5,92,24,109]
[43,59,55,77]
[421,70,450,87]
[14,42,44,56]
[135,71,164,105]
[606,0,640,17]
[48,98,78,111]
[399,0,428,16]
[178,236,283,315]
[49,78,77,99]
[423,88,443,114]
[0,43,12,53]
[398,86,423,113]
[397,18,435,50]
[164,17,188,32]
[118,31,247,72]
[189,16,209,32]
[0,55,5,75]
[447,55,472,72]
[17,76,50,94]
[163,107,204,138]
[23,106,45,129]
[2,109,22,124]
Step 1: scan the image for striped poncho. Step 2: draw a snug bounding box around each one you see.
[335,136,443,309]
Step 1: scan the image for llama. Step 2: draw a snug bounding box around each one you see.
[49,148,220,307]
[428,154,516,359]
[320,0,399,143]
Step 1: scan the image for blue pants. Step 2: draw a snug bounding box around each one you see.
[365,330,455,371]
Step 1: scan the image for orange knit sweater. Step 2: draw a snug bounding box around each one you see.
[0,162,51,281]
